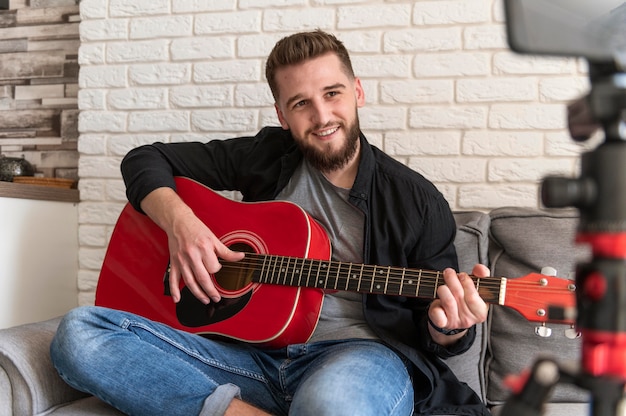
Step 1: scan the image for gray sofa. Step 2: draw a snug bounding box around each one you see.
[0,207,591,415]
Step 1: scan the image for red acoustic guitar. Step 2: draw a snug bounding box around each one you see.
[96,177,577,348]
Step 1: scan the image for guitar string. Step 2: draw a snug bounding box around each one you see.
[217,255,573,294]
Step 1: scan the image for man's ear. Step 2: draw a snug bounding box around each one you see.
[355,77,366,108]
[275,103,290,130]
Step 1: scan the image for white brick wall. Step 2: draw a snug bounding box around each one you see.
[76,0,591,303]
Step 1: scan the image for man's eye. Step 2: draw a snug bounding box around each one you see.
[294,100,307,108]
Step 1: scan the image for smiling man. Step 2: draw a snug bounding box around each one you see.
[51,30,490,416]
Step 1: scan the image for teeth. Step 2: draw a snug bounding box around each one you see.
[317,127,338,137]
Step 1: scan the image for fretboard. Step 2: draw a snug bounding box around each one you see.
[231,253,504,304]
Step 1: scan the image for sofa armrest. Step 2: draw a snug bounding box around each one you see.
[0,317,88,416]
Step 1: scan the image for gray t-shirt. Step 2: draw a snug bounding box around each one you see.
[277,159,379,342]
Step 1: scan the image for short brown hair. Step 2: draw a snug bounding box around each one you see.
[265,30,355,101]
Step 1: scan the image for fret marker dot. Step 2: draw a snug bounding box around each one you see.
[408,280,413,284]
[376,284,381,290]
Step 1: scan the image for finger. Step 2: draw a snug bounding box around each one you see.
[471,263,490,278]
[168,265,182,303]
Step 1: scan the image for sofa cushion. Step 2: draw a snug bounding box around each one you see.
[447,211,491,402]
[485,207,590,407]
[0,317,89,416]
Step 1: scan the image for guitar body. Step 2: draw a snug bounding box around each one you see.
[96,177,332,348]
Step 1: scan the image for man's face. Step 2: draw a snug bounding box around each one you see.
[274,53,365,172]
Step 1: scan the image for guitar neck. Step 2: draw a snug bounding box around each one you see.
[234,253,505,304]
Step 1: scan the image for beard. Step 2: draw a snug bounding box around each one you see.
[296,114,361,173]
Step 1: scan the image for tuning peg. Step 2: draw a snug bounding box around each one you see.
[541,267,558,276]
[535,323,552,338]
[565,326,581,339]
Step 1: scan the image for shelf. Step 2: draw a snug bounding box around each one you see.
[0,181,79,203]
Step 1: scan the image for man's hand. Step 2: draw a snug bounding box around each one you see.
[140,187,244,305]
[427,264,490,346]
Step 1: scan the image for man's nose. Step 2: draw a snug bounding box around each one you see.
[311,100,331,125]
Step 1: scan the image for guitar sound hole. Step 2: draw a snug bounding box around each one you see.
[214,242,255,292]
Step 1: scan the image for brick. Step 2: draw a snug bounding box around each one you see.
[79,111,127,133]
[191,109,258,132]
[78,43,105,65]
[80,19,128,41]
[77,89,106,110]
[77,134,107,155]
[107,133,169,156]
[240,0,304,8]
[195,11,261,34]
[130,15,193,39]
[79,0,107,19]
[129,63,191,85]
[78,247,105,270]
[489,104,566,129]
[78,156,124,179]
[384,28,462,53]
[264,8,334,32]
[105,179,128,201]
[409,106,488,129]
[108,88,167,110]
[352,55,410,78]
[408,157,486,182]
[79,225,107,247]
[412,0,490,25]
[170,85,233,108]
[194,60,261,83]
[79,66,127,88]
[545,131,600,156]
[172,0,234,13]
[238,33,283,58]
[412,53,490,77]
[338,4,410,29]
[234,83,273,107]
[128,111,190,132]
[539,77,590,102]
[77,178,106,200]
[385,131,461,156]
[381,80,453,104]
[488,158,575,181]
[457,77,537,102]
[458,184,539,209]
[78,270,100,292]
[171,36,234,61]
[358,106,406,130]
[463,130,543,156]
[494,52,577,75]
[106,40,169,63]
[463,25,508,50]
[109,0,169,17]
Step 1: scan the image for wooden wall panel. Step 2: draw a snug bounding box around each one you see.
[0,3,79,181]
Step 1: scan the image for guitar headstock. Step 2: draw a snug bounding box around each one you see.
[499,272,577,325]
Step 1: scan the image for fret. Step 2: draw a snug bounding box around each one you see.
[344,263,352,291]
[315,259,323,288]
[399,268,405,296]
[356,264,364,292]
[383,266,390,294]
[323,260,331,289]
[433,271,439,298]
[281,257,291,285]
[416,270,422,297]
[369,266,376,293]
[333,261,341,290]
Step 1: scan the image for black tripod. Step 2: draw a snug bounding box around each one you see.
[502,61,626,416]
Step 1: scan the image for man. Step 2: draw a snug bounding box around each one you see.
[51,30,490,416]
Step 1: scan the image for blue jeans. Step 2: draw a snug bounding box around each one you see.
[50,306,414,416]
